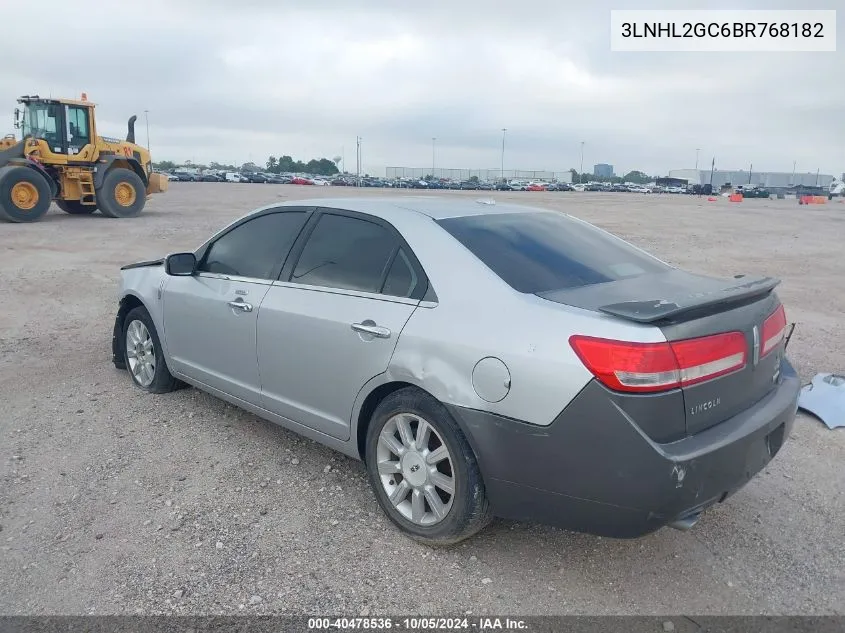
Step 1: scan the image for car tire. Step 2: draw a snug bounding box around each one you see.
[0,165,53,223]
[56,200,97,215]
[97,168,146,218]
[365,387,492,545]
[122,306,179,394]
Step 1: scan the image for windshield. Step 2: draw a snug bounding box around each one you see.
[22,102,61,143]
[437,211,671,294]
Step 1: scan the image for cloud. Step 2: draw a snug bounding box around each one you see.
[0,0,841,176]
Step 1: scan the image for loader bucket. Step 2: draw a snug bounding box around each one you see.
[0,139,26,169]
[146,172,168,194]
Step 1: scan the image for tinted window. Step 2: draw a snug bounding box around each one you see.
[66,106,90,147]
[199,211,307,279]
[381,249,418,298]
[438,212,670,293]
[291,214,396,292]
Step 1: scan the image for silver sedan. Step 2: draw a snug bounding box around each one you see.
[112,197,799,543]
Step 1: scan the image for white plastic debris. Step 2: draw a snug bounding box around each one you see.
[798,374,845,429]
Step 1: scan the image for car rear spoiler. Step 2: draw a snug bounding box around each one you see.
[598,276,781,323]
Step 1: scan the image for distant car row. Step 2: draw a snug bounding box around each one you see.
[159,171,704,194]
[163,171,333,185]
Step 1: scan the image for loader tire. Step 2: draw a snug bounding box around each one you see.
[56,200,97,215]
[97,168,146,218]
[0,165,52,223]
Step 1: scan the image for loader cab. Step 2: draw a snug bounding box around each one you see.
[17,96,96,160]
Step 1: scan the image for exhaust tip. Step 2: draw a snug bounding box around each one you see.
[668,512,702,531]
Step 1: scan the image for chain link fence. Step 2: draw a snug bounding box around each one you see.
[385,167,573,183]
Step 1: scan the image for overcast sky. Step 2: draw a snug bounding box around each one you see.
[2,0,842,176]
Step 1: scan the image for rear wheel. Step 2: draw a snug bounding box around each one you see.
[56,200,97,215]
[97,168,146,218]
[0,165,52,223]
[365,387,492,545]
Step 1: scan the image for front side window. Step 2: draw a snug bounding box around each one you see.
[198,211,308,280]
[438,211,670,294]
[291,214,397,293]
[22,103,60,143]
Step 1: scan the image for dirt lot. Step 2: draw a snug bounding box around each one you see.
[1,184,843,615]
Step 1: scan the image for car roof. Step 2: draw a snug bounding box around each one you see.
[274,196,548,221]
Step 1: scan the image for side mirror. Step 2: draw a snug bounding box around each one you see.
[165,252,196,276]
[13,108,21,129]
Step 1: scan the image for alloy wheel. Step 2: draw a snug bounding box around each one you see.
[125,319,156,387]
[376,413,455,526]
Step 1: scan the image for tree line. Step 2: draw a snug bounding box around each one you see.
[266,155,339,176]
[569,169,653,184]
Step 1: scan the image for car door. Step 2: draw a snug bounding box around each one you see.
[257,210,428,440]
[162,208,311,403]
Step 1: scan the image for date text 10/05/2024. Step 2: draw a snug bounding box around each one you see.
[307,617,529,630]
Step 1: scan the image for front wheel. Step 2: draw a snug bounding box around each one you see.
[365,387,492,545]
[0,165,52,223]
[97,168,146,218]
[122,306,179,393]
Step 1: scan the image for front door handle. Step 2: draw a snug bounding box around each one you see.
[351,322,391,338]
[227,300,253,313]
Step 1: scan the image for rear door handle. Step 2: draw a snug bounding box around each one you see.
[351,322,391,338]
[227,300,253,313]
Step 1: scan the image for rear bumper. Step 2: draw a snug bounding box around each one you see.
[447,359,800,538]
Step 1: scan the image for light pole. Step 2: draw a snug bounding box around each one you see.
[695,148,700,170]
[144,110,150,150]
[500,129,507,182]
[579,141,585,183]
[432,137,436,177]
[356,136,362,187]
[791,160,796,186]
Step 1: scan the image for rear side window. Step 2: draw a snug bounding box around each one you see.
[199,211,308,280]
[291,214,397,293]
[437,212,670,293]
[381,249,418,298]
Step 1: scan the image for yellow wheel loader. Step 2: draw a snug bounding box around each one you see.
[0,94,167,223]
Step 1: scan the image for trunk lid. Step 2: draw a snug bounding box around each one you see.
[541,269,786,436]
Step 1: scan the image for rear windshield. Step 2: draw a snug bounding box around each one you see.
[437,211,670,293]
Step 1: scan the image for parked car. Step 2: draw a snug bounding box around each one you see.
[290,177,314,185]
[223,172,247,183]
[245,173,269,184]
[495,182,514,191]
[267,174,291,184]
[113,198,798,544]
[200,174,223,182]
[312,178,331,186]
[547,183,573,192]
[166,172,183,182]
[173,171,198,182]
[526,183,547,191]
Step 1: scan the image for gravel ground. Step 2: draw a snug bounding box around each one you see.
[1,184,843,615]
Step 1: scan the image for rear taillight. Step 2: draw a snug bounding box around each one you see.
[761,304,786,357]
[569,332,747,394]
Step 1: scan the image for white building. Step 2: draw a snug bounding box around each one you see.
[668,169,835,189]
